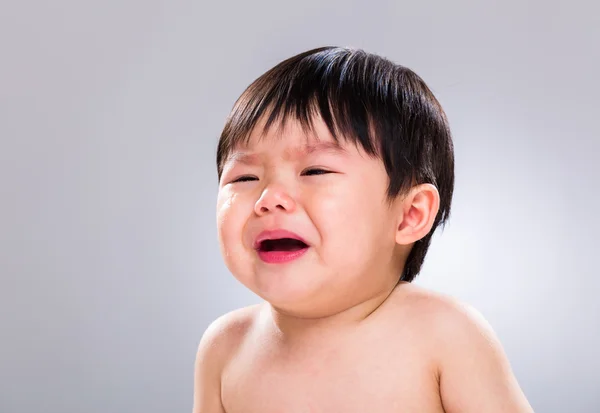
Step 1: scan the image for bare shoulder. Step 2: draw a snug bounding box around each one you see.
[390,283,496,339]
[192,304,262,413]
[384,282,475,333]
[389,283,533,412]
[198,304,261,351]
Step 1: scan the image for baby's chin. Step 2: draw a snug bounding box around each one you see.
[234,270,331,313]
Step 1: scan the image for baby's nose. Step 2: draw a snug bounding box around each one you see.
[254,186,296,215]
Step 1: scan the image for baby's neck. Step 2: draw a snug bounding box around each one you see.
[263,282,404,346]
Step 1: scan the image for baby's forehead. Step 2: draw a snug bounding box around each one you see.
[233,124,350,157]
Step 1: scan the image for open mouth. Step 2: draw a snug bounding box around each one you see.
[258,238,309,252]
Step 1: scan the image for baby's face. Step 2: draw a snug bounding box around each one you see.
[217,115,404,317]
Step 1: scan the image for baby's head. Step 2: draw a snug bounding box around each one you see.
[216,47,454,317]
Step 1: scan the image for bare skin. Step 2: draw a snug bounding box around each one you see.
[194,282,533,413]
[194,115,533,412]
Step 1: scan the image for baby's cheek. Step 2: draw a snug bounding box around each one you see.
[320,188,388,255]
[217,190,236,217]
[218,190,245,226]
[315,186,373,228]
[216,193,245,255]
[313,195,369,254]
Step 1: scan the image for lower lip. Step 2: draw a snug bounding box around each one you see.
[257,248,309,264]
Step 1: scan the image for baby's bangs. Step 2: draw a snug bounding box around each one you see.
[217,48,387,176]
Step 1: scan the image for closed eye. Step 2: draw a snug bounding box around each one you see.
[302,168,333,176]
[231,175,258,183]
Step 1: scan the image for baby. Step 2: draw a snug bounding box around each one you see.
[193,46,533,412]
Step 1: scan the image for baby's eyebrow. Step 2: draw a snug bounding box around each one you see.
[226,151,261,166]
[301,141,347,155]
[225,141,347,166]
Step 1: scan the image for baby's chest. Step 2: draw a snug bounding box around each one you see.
[221,348,443,413]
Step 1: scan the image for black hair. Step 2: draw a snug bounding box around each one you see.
[216,46,455,282]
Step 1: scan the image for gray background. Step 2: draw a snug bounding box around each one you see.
[1,0,598,412]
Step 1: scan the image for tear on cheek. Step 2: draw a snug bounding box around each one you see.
[217,193,236,213]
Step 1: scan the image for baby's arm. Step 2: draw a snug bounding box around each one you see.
[435,301,534,412]
[192,319,227,413]
[192,307,255,413]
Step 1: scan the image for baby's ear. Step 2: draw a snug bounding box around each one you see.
[395,184,440,245]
